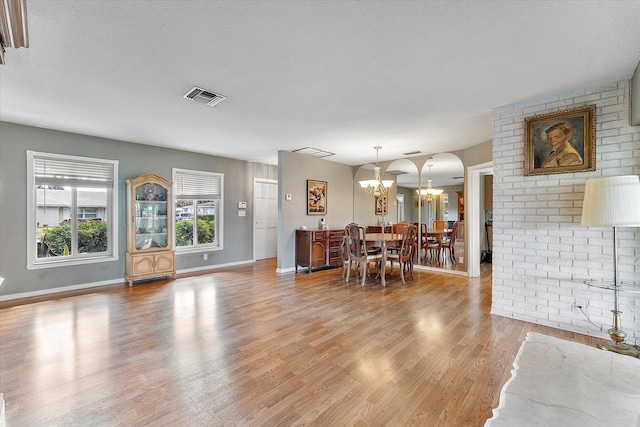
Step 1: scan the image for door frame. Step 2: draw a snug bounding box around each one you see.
[467,161,493,277]
[253,178,278,261]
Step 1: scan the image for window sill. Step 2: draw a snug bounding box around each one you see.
[27,254,119,270]
[175,245,223,255]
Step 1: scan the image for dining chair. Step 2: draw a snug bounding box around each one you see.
[434,220,447,231]
[390,221,408,235]
[346,224,382,286]
[387,221,408,255]
[416,222,440,263]
[387,224,416,284]
[340,223,357,277]
[439,221,459,263]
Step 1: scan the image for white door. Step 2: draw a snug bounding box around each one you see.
[254,179,278,260]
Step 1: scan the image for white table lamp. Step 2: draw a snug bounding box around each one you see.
[581,175,640,357]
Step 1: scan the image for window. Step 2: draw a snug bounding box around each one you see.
[78,208,98,219]
[173,168,223,252]
[27,151,118,269]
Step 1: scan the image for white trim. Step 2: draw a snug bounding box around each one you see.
[467,161,493,278]
[413,264,469,276]
[0,278,123,302]
[25,254,119,270]
[174,245,223,255]
[1,259,254,301]
[26,150,119,269]
[276,267,296,274]
[172,168,224,250]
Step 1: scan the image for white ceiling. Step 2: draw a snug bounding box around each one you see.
[1,1,639,168]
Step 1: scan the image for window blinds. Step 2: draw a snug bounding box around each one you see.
[174,169,222,199]
[34,154,116,188]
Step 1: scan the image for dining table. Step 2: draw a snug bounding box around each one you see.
[364,232,403,286]
[424,228,452,239]
[418,228,453,261]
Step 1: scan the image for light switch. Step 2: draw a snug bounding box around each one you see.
[238,202,247,209]
[285,194,292,201]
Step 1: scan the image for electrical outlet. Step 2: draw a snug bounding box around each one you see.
[571,300,586,311]
[203,253,208,260]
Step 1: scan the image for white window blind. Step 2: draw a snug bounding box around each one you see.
[174,169,222,199]
[34,154,115,188]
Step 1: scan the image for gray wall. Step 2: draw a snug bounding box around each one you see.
[0,122,277,297]
[397,186,415,222]
[277,151,354,272]
[632,60,640,126]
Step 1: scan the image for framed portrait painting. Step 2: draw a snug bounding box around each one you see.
[307,180,327,215]
[375,194,388,215]
[524,104,596,176]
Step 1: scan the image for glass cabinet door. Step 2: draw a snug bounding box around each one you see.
[133,182,169,250]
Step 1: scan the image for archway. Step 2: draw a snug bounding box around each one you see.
[416,153,465,272]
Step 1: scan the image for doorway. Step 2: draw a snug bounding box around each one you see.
[254,179,278,260]
[467,162,493,277]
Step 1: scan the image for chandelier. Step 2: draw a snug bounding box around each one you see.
[359,146,394,197]
[417,164,443,203]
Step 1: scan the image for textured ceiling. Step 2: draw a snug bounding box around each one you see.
[1,1,639,169]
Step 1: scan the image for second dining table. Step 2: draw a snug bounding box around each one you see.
[364,232,403,286]
[419,228,453,261]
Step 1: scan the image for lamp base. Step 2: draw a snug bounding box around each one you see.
[598,340,640,358]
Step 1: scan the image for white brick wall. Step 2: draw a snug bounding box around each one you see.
[492,80,640,345]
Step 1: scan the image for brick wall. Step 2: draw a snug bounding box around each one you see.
[491,80,640,344]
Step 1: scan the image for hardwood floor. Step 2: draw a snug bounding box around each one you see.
[0,259,600,426]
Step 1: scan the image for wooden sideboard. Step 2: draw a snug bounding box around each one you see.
[456,190,464,222]
[366,225,392,233]
[296,228,345,272]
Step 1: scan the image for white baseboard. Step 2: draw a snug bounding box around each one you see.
[0,259,255,302]
[0,278,123,302]
[413,265,469,276]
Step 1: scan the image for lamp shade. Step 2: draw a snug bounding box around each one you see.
[581,175,640,227]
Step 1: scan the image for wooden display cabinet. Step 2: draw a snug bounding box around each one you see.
[125,173,175,286]
[366,225,392,233]
[295,229,345,272]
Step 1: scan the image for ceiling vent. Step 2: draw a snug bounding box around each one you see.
[386,170,408,175]
[291,147,335,158]
[403,150,422,156]
[183,86,226,107]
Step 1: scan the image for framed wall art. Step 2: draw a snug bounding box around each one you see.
[307,180,327,215]
[524,104,596,176]
[375,194,388,215]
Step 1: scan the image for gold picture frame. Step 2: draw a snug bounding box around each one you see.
[524,104,596,176]
[375,194,388,215]
[307,180,327,215]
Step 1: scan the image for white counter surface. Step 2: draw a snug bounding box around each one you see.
[485,332,640,427]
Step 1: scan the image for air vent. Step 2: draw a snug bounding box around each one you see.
[386,170,408,175]
[291,147,335,158]
[183,86,226,107]
[403,150,422,156]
